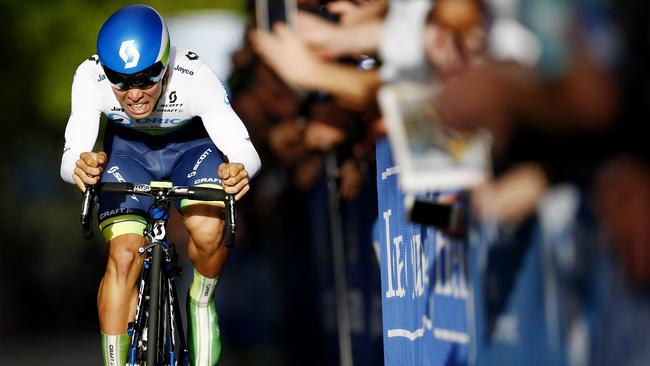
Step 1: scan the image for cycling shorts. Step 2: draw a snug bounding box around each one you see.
[97,120,224,242]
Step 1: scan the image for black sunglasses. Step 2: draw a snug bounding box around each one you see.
[103,62,167,91]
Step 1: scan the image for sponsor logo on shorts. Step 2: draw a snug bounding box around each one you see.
[187,148,212,178]
[194,177,221,185]
[99,207,136,221]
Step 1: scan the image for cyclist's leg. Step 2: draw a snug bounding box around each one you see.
[172,141,226,365]
[97,154,154,366]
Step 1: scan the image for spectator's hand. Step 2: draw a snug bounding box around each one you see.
[294,154,323,191]
[251,23,322,89]
[297,1,385,60]
[304,120,346,151]
[297,11,342,59]
[594,157,650,285]
[269,119,305,165]
[338,159,363,200]
[471,163,548,225]
[303,101,352,151]
[73,151,107,192]
[326,0,387,26]
[218,163,250,201]
[438,62,512,150]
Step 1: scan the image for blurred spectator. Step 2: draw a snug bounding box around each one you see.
[226,2,386,365]
[250,1,386,108]
[235,0,650,363]
[593,156,650,284]
[435,0,650,288]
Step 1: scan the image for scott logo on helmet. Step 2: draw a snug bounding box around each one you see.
[119,40,140,69]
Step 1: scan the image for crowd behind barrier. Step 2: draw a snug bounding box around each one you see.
[226,0,650,364]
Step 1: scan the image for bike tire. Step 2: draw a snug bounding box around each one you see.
[146,243,163,365]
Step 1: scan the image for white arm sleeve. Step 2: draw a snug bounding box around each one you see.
[190,63,261,177]
[60,63,102,184]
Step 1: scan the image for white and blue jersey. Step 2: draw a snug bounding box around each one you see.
[60,46,261,240]
[60,45,261,182]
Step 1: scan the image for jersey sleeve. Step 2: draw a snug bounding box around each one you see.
[189,62,261,178]
[60,60,103,184]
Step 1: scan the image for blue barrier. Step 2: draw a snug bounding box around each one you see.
[375,138,624,366]
[376,138,470,365]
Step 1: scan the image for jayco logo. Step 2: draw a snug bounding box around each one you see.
[174,65,194,75]
[119,40,140,69]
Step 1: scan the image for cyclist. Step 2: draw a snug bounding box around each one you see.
[59,4,260,365]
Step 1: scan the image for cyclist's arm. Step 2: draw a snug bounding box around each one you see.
[190,63,261,178]
[60,61,103,184]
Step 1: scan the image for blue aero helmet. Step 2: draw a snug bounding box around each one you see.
[97,4,170,90]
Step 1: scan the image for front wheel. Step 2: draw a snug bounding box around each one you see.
[146,244,163,365]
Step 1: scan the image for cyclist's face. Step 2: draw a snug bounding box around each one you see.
[112,81,163,119]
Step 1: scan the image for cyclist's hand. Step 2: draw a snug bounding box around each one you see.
[218,163,250,201]
[73,151,107,192]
